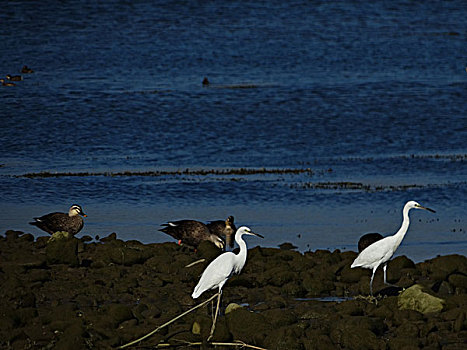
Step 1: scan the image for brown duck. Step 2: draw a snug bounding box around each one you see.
[159,219,224,249]
[207,215,236,249]
[29,204,87,236]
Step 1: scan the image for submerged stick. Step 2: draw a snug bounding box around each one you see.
[118,292,220,349]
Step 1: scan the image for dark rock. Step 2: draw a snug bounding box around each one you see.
[103,304,134,328]
[46,234,79,266]
[100,232,117,242]
[278,242,298,250]
[19,233,35,242]
[448,273,467,291]
[196,240,223,261]
[261,309,297,328]
[263,325,305,350]
[226,308,271,344]
[5,230,22,240]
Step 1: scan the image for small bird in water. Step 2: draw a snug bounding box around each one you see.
[0,79,16,86]
[207,216,237,249]
[6,74,23,81]
[357,232,383,252]
[29,204,87,236]
[21,65,34,73]
[351,201,435,295]
[159,219,224,249]
[192,226,263,340]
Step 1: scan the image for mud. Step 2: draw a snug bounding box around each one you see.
[0,230,465,349]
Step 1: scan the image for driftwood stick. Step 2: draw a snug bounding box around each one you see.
[155,339,268,349]
[118,292,219,349]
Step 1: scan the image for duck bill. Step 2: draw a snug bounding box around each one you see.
[81,213,88,217]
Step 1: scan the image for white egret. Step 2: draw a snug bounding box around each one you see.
[351,201,435,295]
[192,226,263,340]
[358,232,383,252]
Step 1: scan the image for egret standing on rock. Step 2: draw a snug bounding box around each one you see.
[351,201,435,295]
[192,226,263,340]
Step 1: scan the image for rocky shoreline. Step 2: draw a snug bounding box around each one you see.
[0,230,466,349]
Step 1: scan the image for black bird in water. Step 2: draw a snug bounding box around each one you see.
[29,204,87,236]
[207,216,237,249]
[357,232,384,252]
[159,219,224,249]
[6,74,23,81]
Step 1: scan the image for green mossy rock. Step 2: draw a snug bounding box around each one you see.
[398,284,445,314]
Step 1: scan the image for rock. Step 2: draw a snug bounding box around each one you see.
[398,284,445,314]
[100,232,117,242]
[261,309,297,328]
[46,232,79,266]
[225,303,243,314]
[226,308,271,344]
[196,240,223,261]
[103,304,134,328]
[448,273,467,291]
[263,325,305,350]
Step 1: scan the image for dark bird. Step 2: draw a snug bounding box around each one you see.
[29,204,87,236]
[21,65,34,73]
[6,74,23,81]
[358,232,384,252]
[159,219,224,249]
[0,79,16,86]
[207,216,237,249]
[202,77,210,86]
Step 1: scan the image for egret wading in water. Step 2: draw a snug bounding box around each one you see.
[192,226,263,341]
[351,201,435,295]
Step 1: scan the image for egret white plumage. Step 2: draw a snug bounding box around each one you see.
[192,226,263,340]
[351,201,435,295]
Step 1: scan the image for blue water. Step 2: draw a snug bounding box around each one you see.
[1,1,466,262]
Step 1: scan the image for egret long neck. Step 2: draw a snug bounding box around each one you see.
[393,205,411,251]
[234,234,248,272]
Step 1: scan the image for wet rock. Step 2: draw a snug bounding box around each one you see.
[102,304,134,328]
[278,242,298,250]
[46,232,79,266]
[196,240,223,261]
[100,232,117,242]
[398,284,445,314]
[226,308,271,344]
[263,325,305,350]
[420,254,467,282]
[5,230,21,240]
[261,309,297,328]
[448,273,467,292]
[339,263,367,283]
[330,317,383,350]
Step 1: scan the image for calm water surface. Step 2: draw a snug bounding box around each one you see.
[1,1,466,262]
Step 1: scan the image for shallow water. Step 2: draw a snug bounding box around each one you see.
[1,1,466,262]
